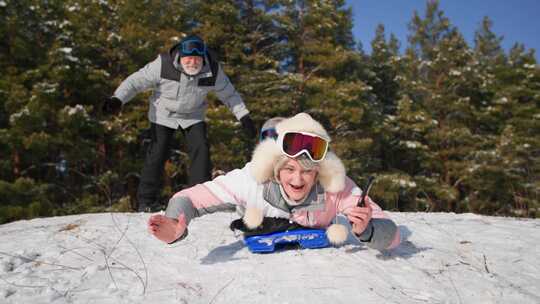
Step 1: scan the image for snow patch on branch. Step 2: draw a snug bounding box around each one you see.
[68,4,80,12]
[9,107,30,124]
[384,115,396,121]
[58,47,79,63]
[35,82,59,94]
[495,97,508,104]
[401,140,427,150]
[398,179,417,188]
[59,47,73,54]
[61,105,89,118]
[107,33,122,42]
[449,69,461,76]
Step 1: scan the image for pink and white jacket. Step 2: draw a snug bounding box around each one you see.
[165,162,401,251]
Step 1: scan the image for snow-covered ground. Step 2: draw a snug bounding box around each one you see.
[0,212,539,303]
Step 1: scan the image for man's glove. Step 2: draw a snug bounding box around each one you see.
[102,96,123,115]
[240,115,257,139]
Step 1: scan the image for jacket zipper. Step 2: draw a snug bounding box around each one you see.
[176,74,181,99]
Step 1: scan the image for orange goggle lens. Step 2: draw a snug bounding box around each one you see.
[282,132,328,161]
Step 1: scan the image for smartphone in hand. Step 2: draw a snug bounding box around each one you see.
[357,176,375,207]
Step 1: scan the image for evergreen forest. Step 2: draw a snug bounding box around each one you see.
[1,0,538,224]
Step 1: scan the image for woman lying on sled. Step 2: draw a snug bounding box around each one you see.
[148,113,400,251]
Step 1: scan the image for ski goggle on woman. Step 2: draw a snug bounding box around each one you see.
[279,131,330,162]
[181,39,206,56]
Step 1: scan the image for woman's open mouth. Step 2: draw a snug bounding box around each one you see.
[289,184,305,192]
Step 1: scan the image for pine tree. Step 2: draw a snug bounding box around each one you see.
[0,0,68,220]
[396,1,485,212]
[471,43,539,216]
[407,0,453,61]
[272,0,357,112]
[474,16,505,65]
[368,24,400,115]
[464,18,539,216]
[267,1,381,184]
[1,0,538,221]
[191,1,288,171]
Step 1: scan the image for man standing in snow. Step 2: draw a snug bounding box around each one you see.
[103,34,257,212]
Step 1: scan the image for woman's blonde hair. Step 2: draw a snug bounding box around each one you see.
[273,154,319,182]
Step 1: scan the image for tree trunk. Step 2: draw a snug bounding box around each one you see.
[12,150,20,177]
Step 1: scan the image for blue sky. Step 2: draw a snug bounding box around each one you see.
[345,0,539,60]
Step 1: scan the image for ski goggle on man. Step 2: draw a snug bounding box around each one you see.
[278,131,330,162]
[260,128,278,141]
[181,39,206,56]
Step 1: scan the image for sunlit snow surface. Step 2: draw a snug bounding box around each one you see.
[0,212,539,303]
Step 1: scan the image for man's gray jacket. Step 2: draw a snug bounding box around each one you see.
[113,46,249,129]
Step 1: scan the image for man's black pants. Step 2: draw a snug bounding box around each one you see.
[136,122,212,210]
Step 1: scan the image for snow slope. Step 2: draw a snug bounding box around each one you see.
[0,212,539,303]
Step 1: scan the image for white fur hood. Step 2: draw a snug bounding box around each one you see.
[249,113,346,193]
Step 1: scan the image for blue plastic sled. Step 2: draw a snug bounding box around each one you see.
[244,229,330,253]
